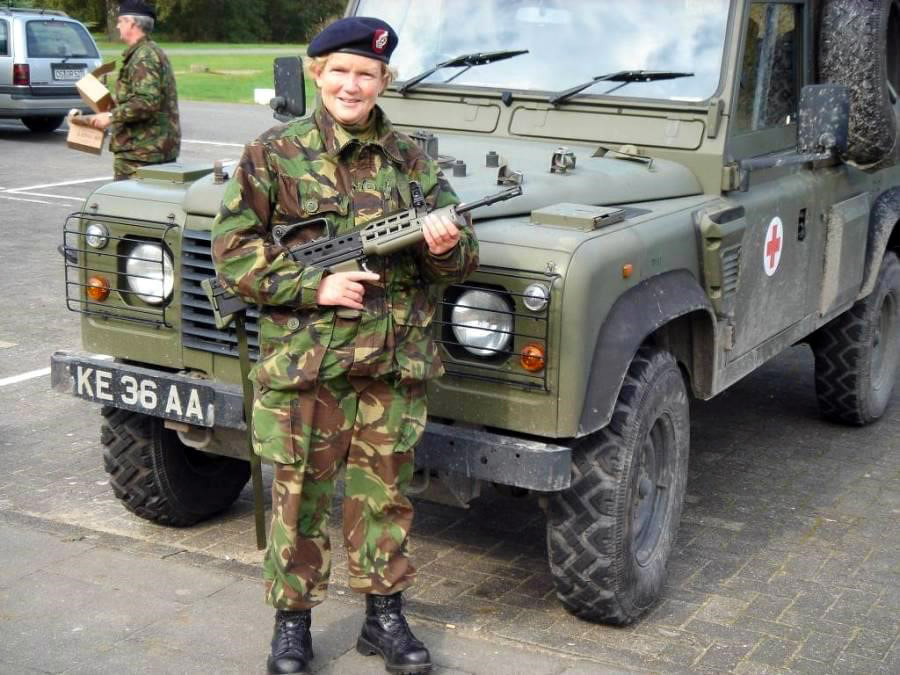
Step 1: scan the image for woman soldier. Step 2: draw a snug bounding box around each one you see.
[211,16,478,675]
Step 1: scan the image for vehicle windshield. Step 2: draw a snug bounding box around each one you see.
[355,0,731,102]
[26,20,99,59]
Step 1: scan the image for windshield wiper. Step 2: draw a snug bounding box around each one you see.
[397,49,529,95]
[548,70,694,105]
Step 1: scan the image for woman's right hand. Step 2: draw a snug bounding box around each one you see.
[316,270,380,309]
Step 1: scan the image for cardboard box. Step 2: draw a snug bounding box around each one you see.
[66,111,106,155]
[76,61,115,113]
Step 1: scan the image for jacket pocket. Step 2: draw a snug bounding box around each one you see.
[273,174,348,238]
[251,309,334,391]
[391,287,441,382]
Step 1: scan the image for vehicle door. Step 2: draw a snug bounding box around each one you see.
[723,0,821,359]
[0,18,11,91]
[23,18,100,91]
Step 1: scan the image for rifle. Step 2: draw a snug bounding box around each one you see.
[204,182,523,328]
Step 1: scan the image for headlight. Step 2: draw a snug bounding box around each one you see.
[451,289,513,357]
[522,283,550,312]
[125,243,174,305]
[85,222,109,249]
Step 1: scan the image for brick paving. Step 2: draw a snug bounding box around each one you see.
[1,345,897,674]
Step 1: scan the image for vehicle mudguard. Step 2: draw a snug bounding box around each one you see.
[860,186,900,297]
[577,269,715,437]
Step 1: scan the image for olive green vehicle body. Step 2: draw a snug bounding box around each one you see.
[54,0,900,488]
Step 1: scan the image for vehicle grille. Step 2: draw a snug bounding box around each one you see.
[181,228,260,359]
[180,235,551,391]
[62,212,176,326]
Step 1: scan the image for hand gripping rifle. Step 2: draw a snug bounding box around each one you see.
[201,181,522,549]
[204,182,523,326]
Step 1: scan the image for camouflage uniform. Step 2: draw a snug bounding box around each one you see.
[211,105,478,609]
[110,36,180,180]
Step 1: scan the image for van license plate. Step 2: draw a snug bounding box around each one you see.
[53,67,85,81]
[72,364,215,427]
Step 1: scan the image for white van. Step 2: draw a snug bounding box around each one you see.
[0,8,103,132]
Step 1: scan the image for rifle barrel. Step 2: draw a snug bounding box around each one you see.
[456,185,523,214]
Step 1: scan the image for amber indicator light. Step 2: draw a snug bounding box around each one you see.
[622,263,634,278]
[520,343,546,372]
[86,276,110,302]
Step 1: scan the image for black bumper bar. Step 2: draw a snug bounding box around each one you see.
[50,350,572,492]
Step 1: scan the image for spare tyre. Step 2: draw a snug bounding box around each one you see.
[820,0,900,166]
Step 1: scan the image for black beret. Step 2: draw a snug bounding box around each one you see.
[118,0,156,20]
[307,17,398,64]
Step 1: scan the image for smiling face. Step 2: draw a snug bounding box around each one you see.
[313,52,387,126]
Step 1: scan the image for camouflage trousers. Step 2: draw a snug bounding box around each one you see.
[261,375,427,610]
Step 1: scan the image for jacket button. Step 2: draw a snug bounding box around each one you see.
[286,317,300,330]
[304,199,318,213]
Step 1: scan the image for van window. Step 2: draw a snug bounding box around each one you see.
[734,2,801,132]
[0,20,9,56]
[25,20,99,59]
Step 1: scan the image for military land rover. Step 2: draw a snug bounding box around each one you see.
[51,0,900,625]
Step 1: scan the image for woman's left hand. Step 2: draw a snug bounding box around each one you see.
[422,206,461,256]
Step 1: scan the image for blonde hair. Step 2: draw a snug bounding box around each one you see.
[306,54,396,88]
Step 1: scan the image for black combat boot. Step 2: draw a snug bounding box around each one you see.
[267,609,313,674]
[357,592,432,674]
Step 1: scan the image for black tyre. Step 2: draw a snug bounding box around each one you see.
[21,115,65,133]
[810,252,900,425]
[547,347,690,624]
[820,0,900,165]
[101,406,250,526]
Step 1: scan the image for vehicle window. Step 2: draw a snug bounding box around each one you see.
[357,0,730,102]
[25,20,99,59]
[734,2,800,132]
[0,20,8,56]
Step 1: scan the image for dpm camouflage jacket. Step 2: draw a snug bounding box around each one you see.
[110,37,180,163]
[211,105,479,391]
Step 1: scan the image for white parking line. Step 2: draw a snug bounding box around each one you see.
[0,195,51,205]
[6,176,112,192]
[8,191,82,202]
[0,367,50,387]
[184,139,244,148]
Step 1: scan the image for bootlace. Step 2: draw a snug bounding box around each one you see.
[273,611,309,656]
[379,610,423,651]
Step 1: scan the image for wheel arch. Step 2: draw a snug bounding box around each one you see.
[861,186,900,297]
[577,269,716,437]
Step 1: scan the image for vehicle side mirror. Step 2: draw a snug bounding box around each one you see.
[798,84,849,156]
[270,56,305,122]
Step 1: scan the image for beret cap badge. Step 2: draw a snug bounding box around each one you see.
[372,29,388,54]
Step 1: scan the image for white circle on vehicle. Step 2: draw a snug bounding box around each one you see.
[763,217,783,277]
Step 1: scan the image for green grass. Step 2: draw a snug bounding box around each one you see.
[97,41,315,107]
[95,39,302,52]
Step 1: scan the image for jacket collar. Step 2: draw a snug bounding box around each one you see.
[314,104,404,165]
[121,36,149,64]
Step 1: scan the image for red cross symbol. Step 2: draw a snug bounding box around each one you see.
[763,218,783,276]
[766,224,781,266]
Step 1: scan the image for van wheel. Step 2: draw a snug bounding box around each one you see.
[820,0,900,165]
[546,347,690,624]
[101,406,250,526]
[21,115,65,133]
[810,252,900,425]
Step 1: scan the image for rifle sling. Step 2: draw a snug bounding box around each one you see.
[235,313,267,550]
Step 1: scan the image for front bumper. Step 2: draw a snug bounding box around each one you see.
[50,350,572,492]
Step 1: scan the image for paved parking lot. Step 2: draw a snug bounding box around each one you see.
[1,104,898,674]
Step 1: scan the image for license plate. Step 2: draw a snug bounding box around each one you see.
[53,66,85,81]
[71,364,214,427]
